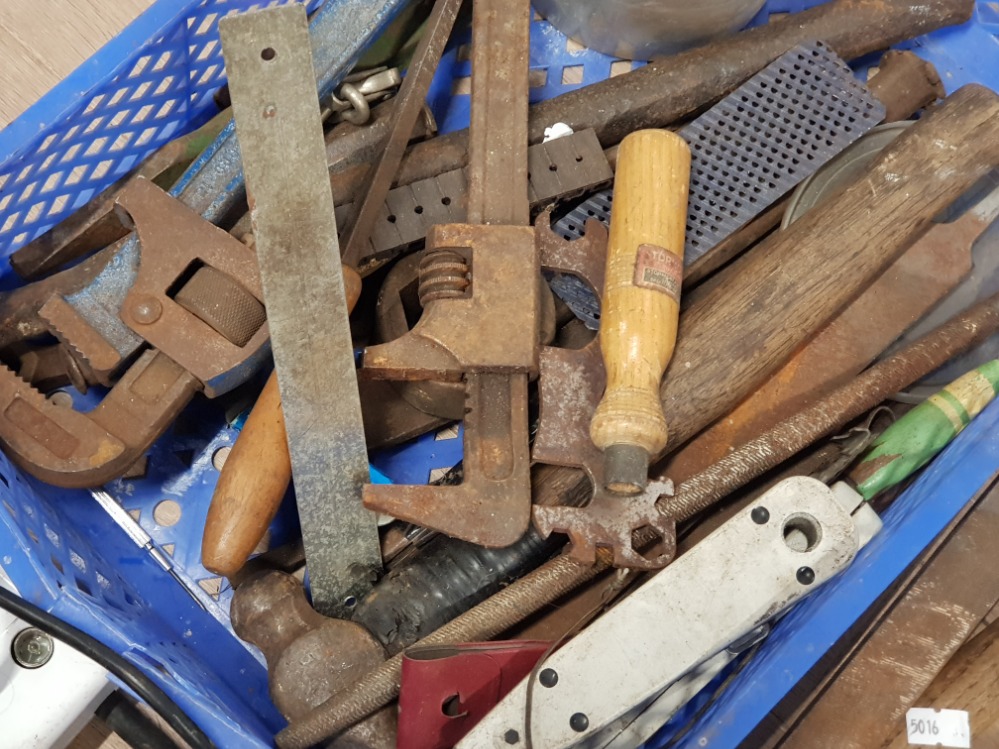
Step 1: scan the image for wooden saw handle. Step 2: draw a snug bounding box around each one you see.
[201,265,362,577]
[589,130,690,494]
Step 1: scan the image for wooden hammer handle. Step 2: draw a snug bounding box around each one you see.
[590,130,690,493]
[201,266,362,577]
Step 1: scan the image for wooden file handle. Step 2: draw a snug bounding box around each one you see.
[589,130,690,494]
[202,265,362,577]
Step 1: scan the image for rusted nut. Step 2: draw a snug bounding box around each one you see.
[129,296,163,325]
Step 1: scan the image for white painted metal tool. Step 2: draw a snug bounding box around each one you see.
[459,476,881,748]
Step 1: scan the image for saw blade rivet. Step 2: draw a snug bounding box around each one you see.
[570,712,589,732]
[751,506,770,524]
[503,729,520,744]
[539,668,558,687]
[796,566,816,585]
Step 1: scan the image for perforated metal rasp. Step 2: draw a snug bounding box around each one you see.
[550,40,885,328]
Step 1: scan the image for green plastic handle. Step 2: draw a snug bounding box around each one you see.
[851,359,999,500]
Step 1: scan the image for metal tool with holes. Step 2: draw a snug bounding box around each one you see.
[220,5,382,618]
[458,476,881,749]
[550,40,885,328]
[532,220,678,569]
[341,0,463,268]
[534,129,692,571]
[0,177,268,488]
[359,0,538,548]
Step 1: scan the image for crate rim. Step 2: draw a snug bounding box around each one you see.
[0,0,203,168]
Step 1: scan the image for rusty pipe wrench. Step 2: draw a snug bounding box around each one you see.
[4,0,409,392]
[0,178,268,488]
[220,5,382,618]
[359,0,538,548]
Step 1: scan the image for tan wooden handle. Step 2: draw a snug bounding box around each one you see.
[202,265,362,577]
[590,130,690,493]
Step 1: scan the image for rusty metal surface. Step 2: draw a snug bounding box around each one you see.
[662,288,999,524]
[534,479,676,569]
[359,378,450,449]
[466,0,529,226]
[365,371,533,547]
[340,128,611,276]
[361,0,535,547]
[341,0,462,267]
[531,220,678,569]
[231,572,396,748]
[373,252,465,420]
[0,349,199,488]
[326,0,972,208]
[116,178,268,397]
[362,224,540,380]
[221,5,382,618]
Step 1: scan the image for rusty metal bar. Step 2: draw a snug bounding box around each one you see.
[341,0,463,266]
[663,290,999,521]
[466,0,530,225]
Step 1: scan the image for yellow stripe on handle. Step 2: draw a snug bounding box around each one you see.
[590,130,691,494]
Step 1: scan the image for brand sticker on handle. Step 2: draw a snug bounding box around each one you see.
[634,244,682,302]
[906,707,970,748]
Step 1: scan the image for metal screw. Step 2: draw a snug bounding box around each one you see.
[130,297,162,325]
[570,712,589,732]
[539,668,558,687]
[503,729,520,744]
[751,506,770,524]
[796,566,815,585]
[11,628,54,669]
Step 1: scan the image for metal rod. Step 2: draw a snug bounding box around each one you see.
[341,0,463,266]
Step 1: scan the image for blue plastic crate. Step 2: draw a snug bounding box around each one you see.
[0,1,997,747]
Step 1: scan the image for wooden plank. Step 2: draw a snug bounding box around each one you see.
[0,0,153,127]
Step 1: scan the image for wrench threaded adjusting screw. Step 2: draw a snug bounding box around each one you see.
[130,297,163,324]
[570,712,590,732]
[796,566,816,585]
[751,506,770,524]
[419,249,470,303]
[539,668,559,687]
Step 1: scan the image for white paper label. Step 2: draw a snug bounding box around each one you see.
[906,707,971,748]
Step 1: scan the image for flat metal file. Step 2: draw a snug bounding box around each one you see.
[220,5,381,618]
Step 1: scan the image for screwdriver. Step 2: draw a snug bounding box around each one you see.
[589,130,691,494]
[90,489,205,609]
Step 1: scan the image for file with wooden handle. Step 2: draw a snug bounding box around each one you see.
[590,129,690,493]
